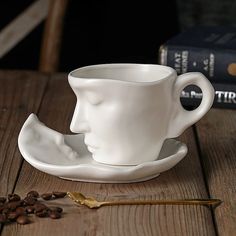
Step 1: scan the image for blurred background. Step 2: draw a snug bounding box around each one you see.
[0,0,236,73]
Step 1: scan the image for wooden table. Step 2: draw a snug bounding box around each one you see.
[0,70,235,236]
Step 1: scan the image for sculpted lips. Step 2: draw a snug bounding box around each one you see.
[87,145,99,153]
[85,143,99,153]
[84,137,99,153]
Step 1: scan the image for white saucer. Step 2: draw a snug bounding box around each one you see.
[18,114,188,183]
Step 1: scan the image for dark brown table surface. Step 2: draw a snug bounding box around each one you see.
[0,70,235,236]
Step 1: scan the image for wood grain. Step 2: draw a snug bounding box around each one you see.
[0,70,48,196]
[2,73,215,235]
[196,109,236,236]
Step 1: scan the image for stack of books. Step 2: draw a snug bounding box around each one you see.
[158,26,236,109]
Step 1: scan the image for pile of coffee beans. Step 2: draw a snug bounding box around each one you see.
[0,191,67,225]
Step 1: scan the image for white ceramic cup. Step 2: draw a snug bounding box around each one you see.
[68,64,214,165]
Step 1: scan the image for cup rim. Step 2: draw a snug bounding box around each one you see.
[68,63,176,85]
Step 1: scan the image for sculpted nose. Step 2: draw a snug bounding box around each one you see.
[70,102,90,133]
[71,121,90,133]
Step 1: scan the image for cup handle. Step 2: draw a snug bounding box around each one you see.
[167,72,215,138]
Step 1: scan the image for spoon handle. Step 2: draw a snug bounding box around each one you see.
[101,199,222,207]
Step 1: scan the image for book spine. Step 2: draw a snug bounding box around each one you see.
[159,45,236,83]
[180,82,236,109]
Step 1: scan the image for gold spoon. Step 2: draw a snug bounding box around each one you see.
[67,192,222,209]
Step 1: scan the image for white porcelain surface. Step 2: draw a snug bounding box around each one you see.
[68,63,214,165]
[18,114,188,183]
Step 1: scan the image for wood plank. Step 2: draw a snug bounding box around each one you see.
[0,70,48,196]
[195,109,236,236]
[0,0,49,59]
[3,73,215,235]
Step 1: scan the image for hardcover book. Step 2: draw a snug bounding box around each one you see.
[158,26,236,83]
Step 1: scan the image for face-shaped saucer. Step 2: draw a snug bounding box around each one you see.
[18,114,188,183]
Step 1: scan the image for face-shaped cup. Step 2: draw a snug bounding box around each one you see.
[68,64,214,165]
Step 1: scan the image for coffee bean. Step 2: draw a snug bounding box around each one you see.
[25,206,34,214]
[49,207,63,213]
[2,208,9,215]
[16,207,26,215]
[41,193,52,200]
[35,209,48,218]
[23,196,37,206]
[8,194,21,202]
[34,203,48,213]
[27,191,39,199]
[0,197,6,204]
[16,215,30,225]
[7,201,22,210]
[0,214,7,223]
[7,211,18,221]
[49,211,61,219]
[0,206,5,213]
[52,192,67,198]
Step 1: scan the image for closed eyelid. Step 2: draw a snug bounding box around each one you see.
[85,92,103,105]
